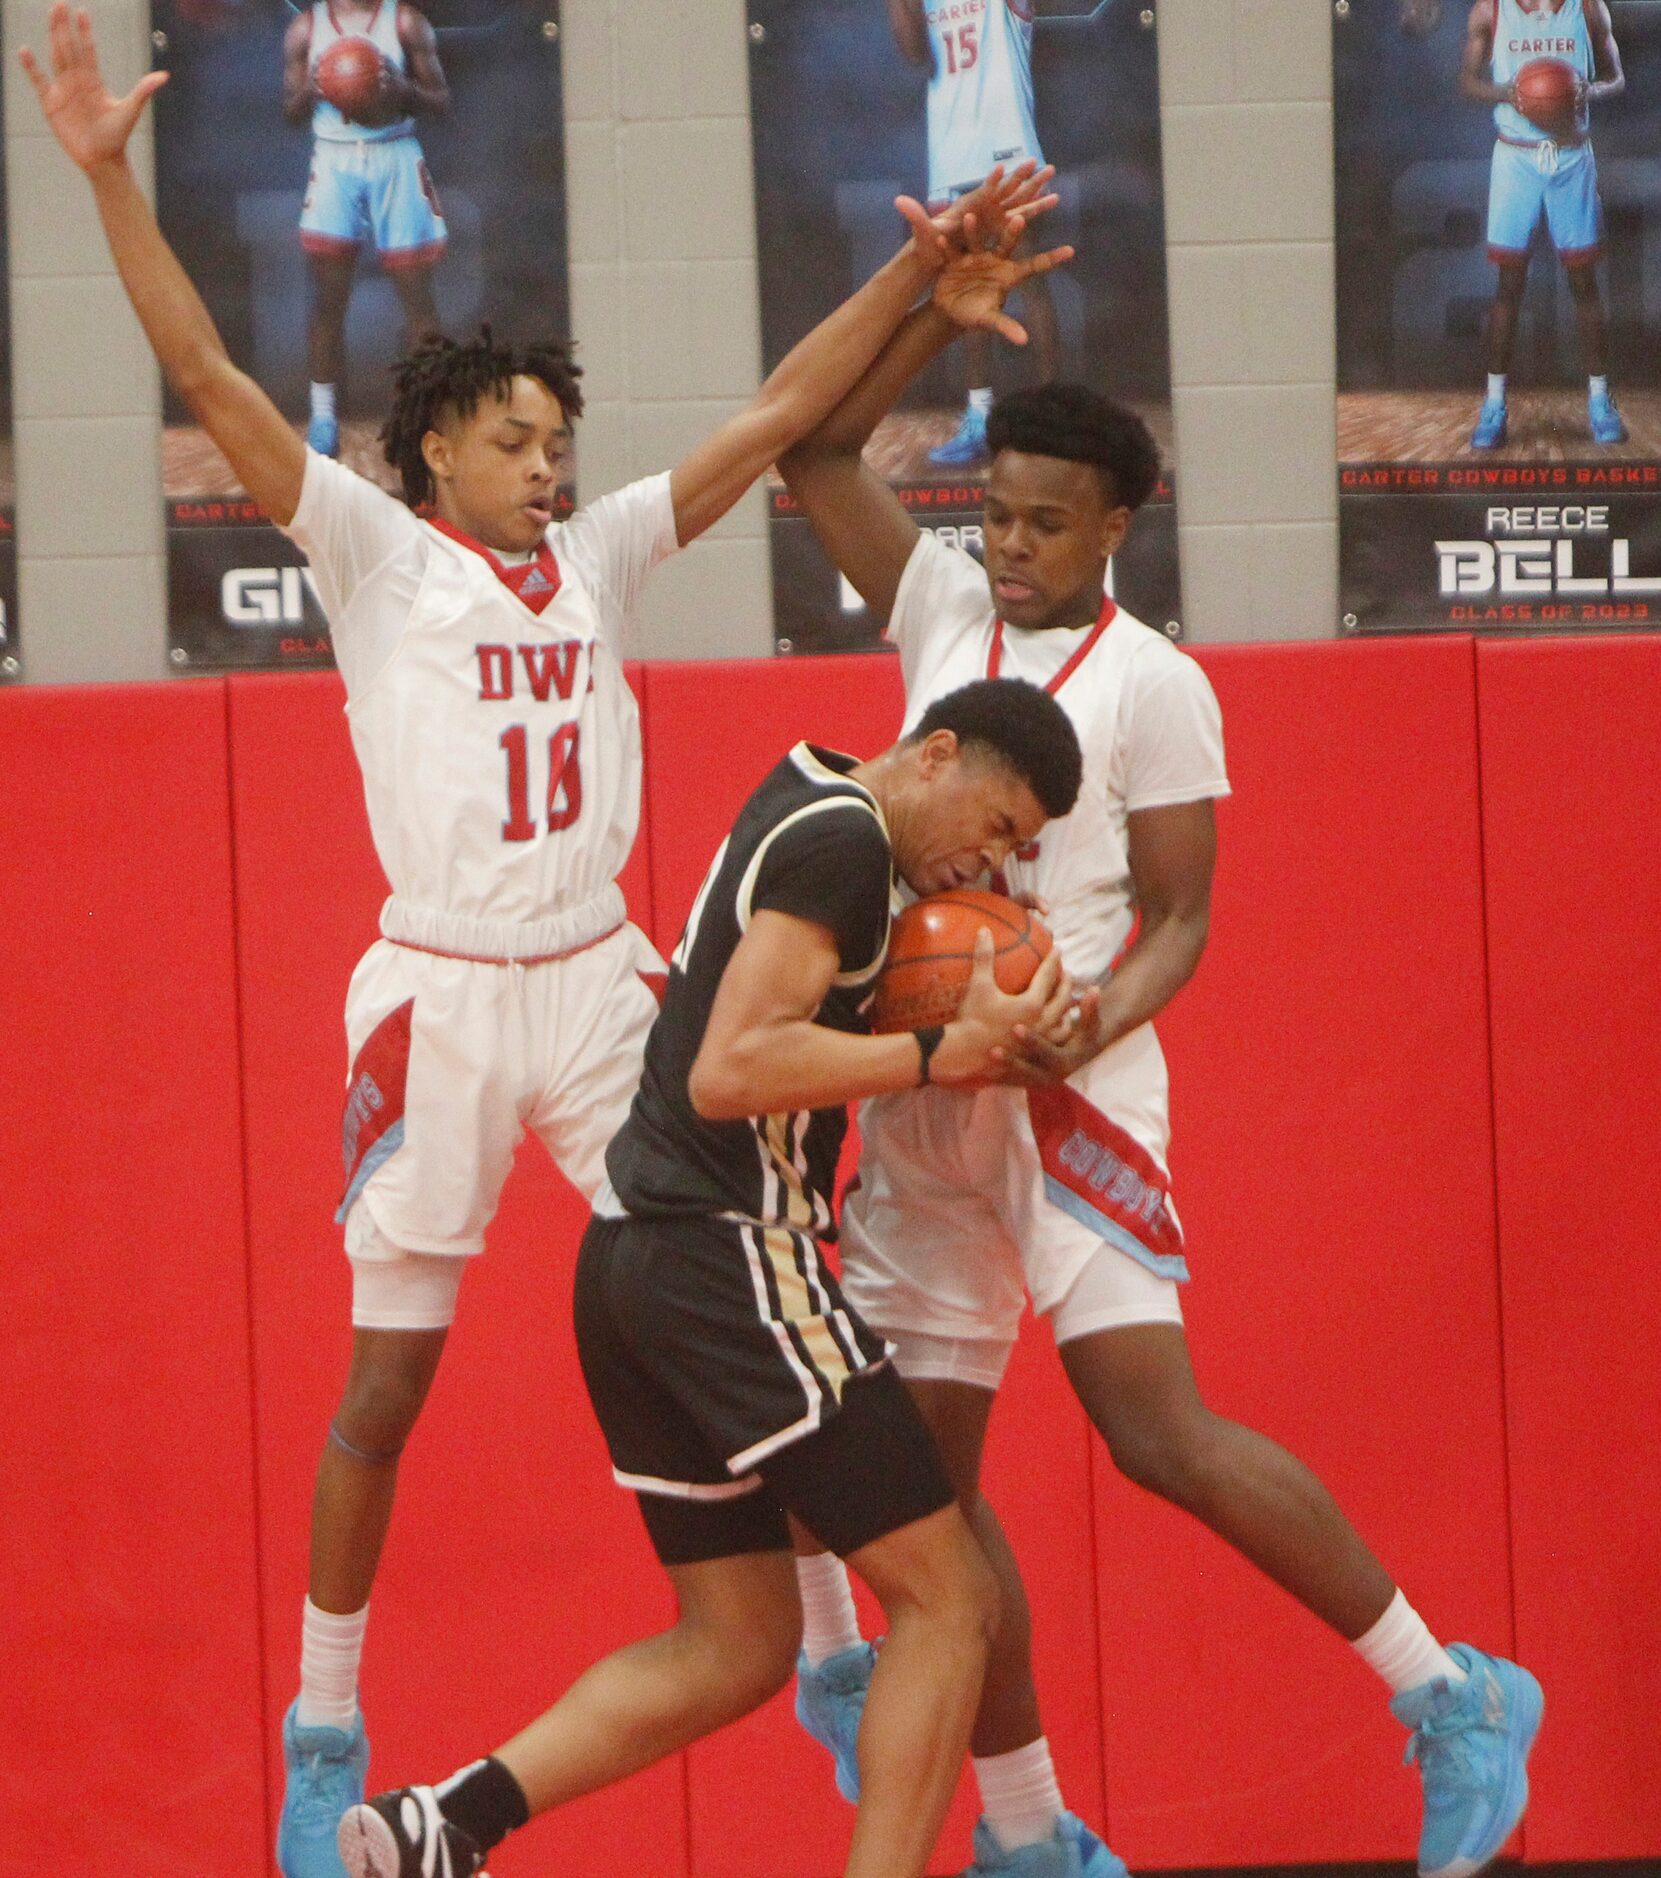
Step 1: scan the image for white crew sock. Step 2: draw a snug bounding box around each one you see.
[297,1597,368,1730]
[309,381,337,421]
[973,1737,1065,1852]
[1590,374,1610,399]
[1487,373,1507,402]
[796,1554,864,1666]
[1352,1588,1464,1696]
[968,386,994,415]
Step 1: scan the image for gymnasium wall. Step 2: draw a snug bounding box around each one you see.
[3,635,1657,1876]
[1,0,1336,681]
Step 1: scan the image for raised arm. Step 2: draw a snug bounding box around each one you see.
[777,217,1075,622]
[22,4,306,525]
[666,163,1058,548]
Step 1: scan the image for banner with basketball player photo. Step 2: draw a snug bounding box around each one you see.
[1335,0,1661,635]
[150,0,571,670]
[0,105,19,682]
[748,0,1183,654]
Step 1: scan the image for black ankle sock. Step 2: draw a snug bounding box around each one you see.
[435,1756,530,1853]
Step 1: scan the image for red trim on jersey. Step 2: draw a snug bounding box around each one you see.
[427,516,564,616]
[387,918,623,968]
[1559,241,1604,265]
[985,593,1115,695]
[1027,1080,1186,1271]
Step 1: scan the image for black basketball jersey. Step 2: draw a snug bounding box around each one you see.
[605,744,894,1233]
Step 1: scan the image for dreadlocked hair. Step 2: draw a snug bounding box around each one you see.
[381,326,585,508]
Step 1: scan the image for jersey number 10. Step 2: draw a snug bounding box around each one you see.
[500,722,583,840]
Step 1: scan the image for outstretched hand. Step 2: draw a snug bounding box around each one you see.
[894,159,1061,268]
[930,214,1075,345]
[19,2,168,172]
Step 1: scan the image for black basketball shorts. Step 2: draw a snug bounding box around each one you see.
[574,1212,954,1566]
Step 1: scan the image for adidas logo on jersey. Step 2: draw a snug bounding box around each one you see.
[520,567,552,595]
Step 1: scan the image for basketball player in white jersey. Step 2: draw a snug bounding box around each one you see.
[891,0,1060,466]
[283,0,450,457]
[775,251,1543,1878]
[18,13,1071,1877]
[1461,0,1626,449]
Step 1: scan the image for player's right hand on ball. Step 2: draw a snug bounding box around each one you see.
[932,931,1070,1085]
[20,2,168,171]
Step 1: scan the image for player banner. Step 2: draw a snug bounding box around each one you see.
[749,0,1183,654]
[0,104,19,681]
[151,0,570,671]
[1335,0,1661,635]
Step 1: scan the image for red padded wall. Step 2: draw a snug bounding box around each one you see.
[226,667,687,1878]
[1090,640,1515,1866]
[643,657,1105,1875]
[0,682,266,1876]
[1477,636,1661,1858]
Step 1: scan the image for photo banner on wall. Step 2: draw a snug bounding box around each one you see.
[1335,0,1661,636]
[152,0,570,672]
[0,98,18,682]
[749,0,1183,654]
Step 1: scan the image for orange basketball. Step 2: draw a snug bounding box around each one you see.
[316,36,388,121]
[871,890,1052,1034]
[1514,57,1579,133]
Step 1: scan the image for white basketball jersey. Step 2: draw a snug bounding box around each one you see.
[1491,0,1592,143]
[343,529,641,935]
[887,531,1230,988]
[310,0,414,143]
[926,0,1045,201]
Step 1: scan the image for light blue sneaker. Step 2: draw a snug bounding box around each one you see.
[1391,1643,1543,1878]
[1589,388,1628,444]
[307,411,340,458]
[794,1641,875,1803]
[1470,398,1508,450]
[929,404,990,467]
[1058,1812,1130,1878]
[277,1699,369,1878]
[960,1813,1103,1877]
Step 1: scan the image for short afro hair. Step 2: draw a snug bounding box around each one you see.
[986,384,1162,513]
[909,677,1082,822]
[382,326,584,508]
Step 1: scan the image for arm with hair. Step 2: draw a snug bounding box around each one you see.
[21,5,305,524]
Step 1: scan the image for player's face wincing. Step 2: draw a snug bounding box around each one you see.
[421,374,572,552]
[892,735,1048,897]
[983,450,1131,633]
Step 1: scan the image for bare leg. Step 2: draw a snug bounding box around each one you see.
[1565,260,1609,376]
[1012,272,1060,384]
[841,1504,998,1878]
[1485,256,1530,376]
[1061,1322,1396,1639]
[309,1325,448,1614]
[496,1551,801,1812]
[307,250,357,390]
[388,263,441,351]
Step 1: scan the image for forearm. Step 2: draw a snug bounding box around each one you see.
[782,300,959,465]
[691,1018,928,1119]
[1589,74,1623,103]
[751,244,940,451]
[87,155,231,402]
[1091,910,1209,1051]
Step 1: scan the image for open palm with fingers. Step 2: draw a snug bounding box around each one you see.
[19,2,168,172]
[932,218,1075,345]
[894,159,1062,269]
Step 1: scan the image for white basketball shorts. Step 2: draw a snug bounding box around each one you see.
[336,917,662,1260]
[840,1022,1188,1386]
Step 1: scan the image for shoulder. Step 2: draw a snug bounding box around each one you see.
[285,10,313,52]
[1114,615,1220,712]
[1468,0,1495,34]
[397,3,436,46]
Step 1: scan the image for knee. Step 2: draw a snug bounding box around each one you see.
[686,1599,800,1717]
[336,1345,440,1452]
[1100,1404,1222,1506]
[1567,265,1599,302]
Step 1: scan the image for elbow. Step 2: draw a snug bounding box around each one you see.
[688,1050,748,1123]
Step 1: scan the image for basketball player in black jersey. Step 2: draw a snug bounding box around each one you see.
[336,678,1083,1878]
